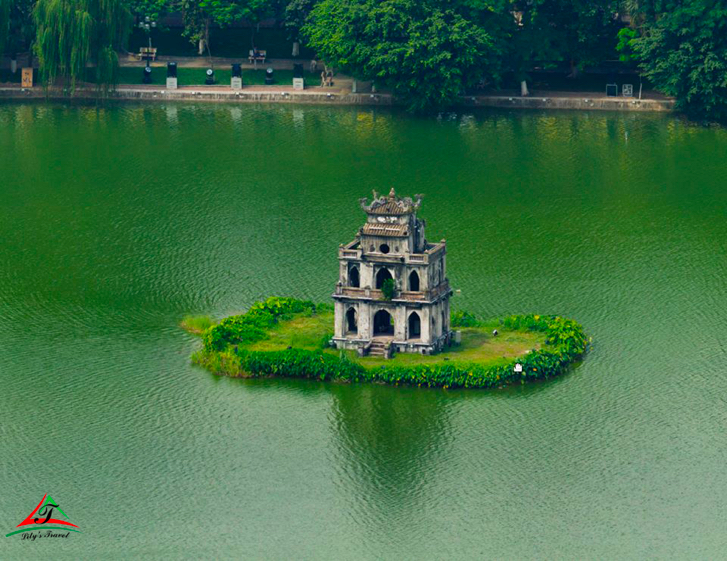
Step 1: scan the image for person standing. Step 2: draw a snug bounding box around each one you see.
[310,59,318,74]
[321,70,326,87]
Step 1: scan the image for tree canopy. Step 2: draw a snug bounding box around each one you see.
[3,0,727,119]
[631,0,727,121]
[304,0,503,112]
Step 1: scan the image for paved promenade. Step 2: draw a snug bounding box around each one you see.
[0,53,674,111]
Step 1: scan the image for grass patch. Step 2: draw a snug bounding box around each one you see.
[107,67,315,87]
[181,315,216,335]
[245,310,544,369]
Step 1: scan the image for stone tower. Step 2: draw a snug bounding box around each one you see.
[332,189,452,357]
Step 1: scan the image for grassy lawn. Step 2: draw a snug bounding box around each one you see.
[110,67,314,87]
[244,310,545,370]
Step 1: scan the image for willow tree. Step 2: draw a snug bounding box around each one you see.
[33,0,131,91]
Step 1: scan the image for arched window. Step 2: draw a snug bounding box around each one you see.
[409,270,420,292]
[349,265,360,288]
[375,267,393,289]
[346,308,357,334]
[373,310,394,335]
[408,312,421,339]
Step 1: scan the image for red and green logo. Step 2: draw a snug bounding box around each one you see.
[6,494,80,537]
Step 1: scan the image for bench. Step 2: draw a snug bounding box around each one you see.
[137,47,157,61]
[248,49,267,64]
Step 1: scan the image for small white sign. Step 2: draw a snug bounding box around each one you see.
[231,77,242,90]
[166,77,178,90]
[293,77,304,91]
[514,363,523,374]
[622,84,633,97]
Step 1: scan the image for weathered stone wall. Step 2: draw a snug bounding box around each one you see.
[0,86,675,112]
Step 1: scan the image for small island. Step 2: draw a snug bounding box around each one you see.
[187,190,588,389]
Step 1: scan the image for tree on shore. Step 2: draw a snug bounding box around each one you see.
[33,0,131,90]
[0,0,9,58]
[303,0,502,112]
[284,0,316,43]
[0,0,36,60]
[507,0,620,96]
[630,0,727,121]
[177,0,279,57]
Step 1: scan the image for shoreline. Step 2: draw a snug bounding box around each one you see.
[189,298,590,390]
[0,84,675,112]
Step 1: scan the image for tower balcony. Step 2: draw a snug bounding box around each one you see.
[338,239,446,263]
[333,279,451,303]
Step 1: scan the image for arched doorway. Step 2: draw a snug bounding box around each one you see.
[346,308,357,334]
[375,267,393,289]
[409,270,420,291]
[349,265,360,288]
[408,312,421,339]
[373,310,394,336]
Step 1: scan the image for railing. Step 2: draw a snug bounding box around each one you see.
[335,281,449,302]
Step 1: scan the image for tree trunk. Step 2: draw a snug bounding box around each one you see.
[520,80,529,97]
[204,18,212,61]
[567,59,579,78]
[251,22,260,49]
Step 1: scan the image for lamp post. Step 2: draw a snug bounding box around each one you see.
[139,16,157,65]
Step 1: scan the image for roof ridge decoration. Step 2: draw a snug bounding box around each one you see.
[359,189,423,215]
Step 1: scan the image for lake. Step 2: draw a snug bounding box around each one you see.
[1,102,726,559]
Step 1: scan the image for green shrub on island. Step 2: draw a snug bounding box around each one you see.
[193,297,589,389]
[202,297,328,351]
[450,310,479,328]
[381,278,396,300]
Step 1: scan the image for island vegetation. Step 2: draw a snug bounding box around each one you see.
[186,297,589,389]
[1,0,726,119]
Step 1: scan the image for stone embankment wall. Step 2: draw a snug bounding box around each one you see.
[0,86,675,112]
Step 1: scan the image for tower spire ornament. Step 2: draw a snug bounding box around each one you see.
[333,190,453,358]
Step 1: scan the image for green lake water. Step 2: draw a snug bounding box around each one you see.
[1,102,726,559]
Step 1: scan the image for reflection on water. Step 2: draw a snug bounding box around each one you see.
[329,384,451,533]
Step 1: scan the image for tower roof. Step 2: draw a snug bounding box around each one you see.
[361,223,409,237]
[359,188,423,215]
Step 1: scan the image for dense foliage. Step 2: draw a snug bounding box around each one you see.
[629,0,727,121]
[0,0,8,57]
[381,278,396,301]
[194,298,589,389]
[303,0,501,112]
[0,0,35,58]
[5,0,727,118]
